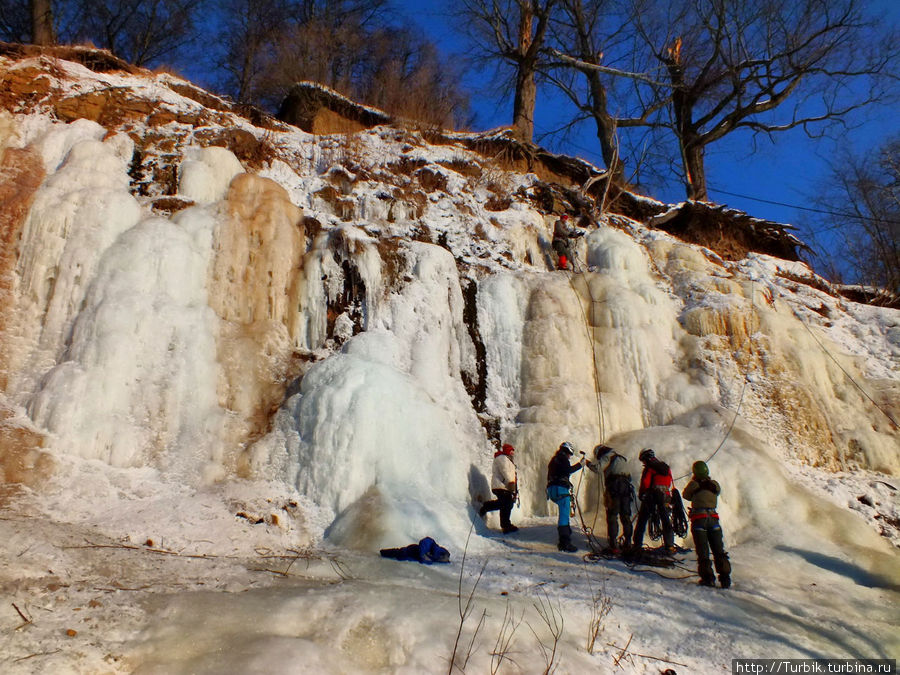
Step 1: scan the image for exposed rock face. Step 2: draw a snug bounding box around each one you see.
[649,201,805,262]
[278,82,392,134]
[0,143,45,390]
[212,174,308,470]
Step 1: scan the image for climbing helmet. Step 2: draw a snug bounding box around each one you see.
[593,444,613,460]
[692,460,709,479]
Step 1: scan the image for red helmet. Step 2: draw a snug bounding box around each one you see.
[561,214,569,221]
[501,443,515,454]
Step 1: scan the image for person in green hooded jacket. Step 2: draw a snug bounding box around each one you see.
[682,460,731,588]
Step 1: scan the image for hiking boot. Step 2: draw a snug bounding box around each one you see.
[719,575,731,589]
[502,525,519,534]
[557,526,577,552]
[699,578,716,587]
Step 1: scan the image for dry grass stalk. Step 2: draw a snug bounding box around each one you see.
[528,589,564,675]
[585,575,612,654]
[448,526,487,674]
[490,598,523,674]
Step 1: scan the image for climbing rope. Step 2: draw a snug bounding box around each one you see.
[674,373,749,482]
[556,258,612,548]
[564,266,606,440]
[788,299,899,429]
[675,280,757,481]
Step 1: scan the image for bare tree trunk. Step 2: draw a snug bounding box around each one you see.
[513,65,538,141]
[512,7,536,141]
[662,38,708,200]
[683,143,707,201]
[30,0,56,46]
[566,0,621,176]
[584,70,621,177]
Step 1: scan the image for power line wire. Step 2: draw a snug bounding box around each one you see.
[709,187,900,226]
[788,302,899,429]
[533,125,900,226]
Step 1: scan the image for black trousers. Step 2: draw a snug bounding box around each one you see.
[481,489,515,529]
[633,488,673,549]
[692,516,730,583]
[606,494,633,548]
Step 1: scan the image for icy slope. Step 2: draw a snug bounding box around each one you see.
[0,50,897,673]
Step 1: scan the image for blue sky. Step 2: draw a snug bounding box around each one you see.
[401,0,900,240]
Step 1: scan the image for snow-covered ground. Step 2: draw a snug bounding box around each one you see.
[2,467,898,674]
[0,54,898,673]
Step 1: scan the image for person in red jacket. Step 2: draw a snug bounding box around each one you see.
[631,448,675,552]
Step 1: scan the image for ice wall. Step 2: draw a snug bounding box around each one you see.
[479,229,713,514]
[6,122,141,399]
[646,239,899,473]
[0,107,896,557]
[262,241,491,549]
[6,129,233,480]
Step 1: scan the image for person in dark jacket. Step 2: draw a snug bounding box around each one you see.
[546,441,585,552]
[479,443,519,533]
[631,448,675,552]
[683,460,731,588]
[380,537,450,564]
[551,215,584,271]
[587,444,634,553]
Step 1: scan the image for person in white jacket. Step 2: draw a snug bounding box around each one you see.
[479,444,519,533]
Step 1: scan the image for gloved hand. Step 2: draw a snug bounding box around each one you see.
[699,478,719,494]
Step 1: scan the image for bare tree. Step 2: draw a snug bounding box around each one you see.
[217,0,391,105]
[0,0,32,42]
[541,0,669,176]
[219,1,470,128]
[218,0,296,103]
[68,0,203,66]
[806,137,900,293]
[459,0,557,141]
[30,0,55,44]
[359,31,472,129]
[631,0,900,201]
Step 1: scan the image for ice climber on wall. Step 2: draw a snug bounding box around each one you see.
[546,442,586,552]
[683,460,732,588]
[631,448,676,553]
[587,444,635,554]
[551,214,584,271]
[479,443,519,534]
